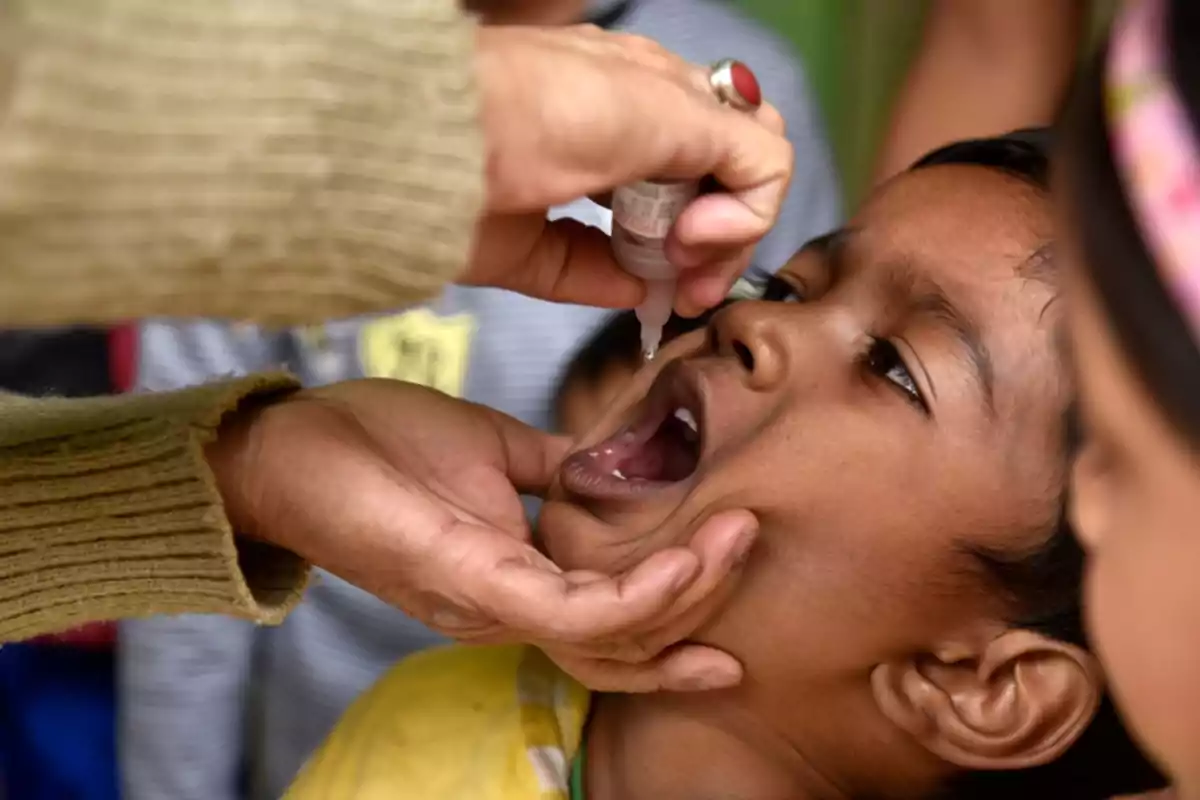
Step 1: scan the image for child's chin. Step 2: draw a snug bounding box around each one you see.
[537,493,689,576]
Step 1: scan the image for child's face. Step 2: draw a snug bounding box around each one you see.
[541,164,1068,751]
[1065,225,1200,792]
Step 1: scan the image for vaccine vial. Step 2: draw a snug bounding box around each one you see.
[610,59,762,361]
[611,179,699,360]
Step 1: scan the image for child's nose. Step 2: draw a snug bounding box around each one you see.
[708,300,787,391]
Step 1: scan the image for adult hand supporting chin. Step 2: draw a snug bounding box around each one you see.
[462,24,794,317]
[206,380,759,693]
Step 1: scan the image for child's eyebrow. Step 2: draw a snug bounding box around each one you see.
[807,229,996,413]
[905,270,996,415]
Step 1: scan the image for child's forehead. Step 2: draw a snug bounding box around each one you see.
[857,165,1051,250]
[837,169,1052,304]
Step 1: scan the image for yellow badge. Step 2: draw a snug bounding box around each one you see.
[359,309,475,398]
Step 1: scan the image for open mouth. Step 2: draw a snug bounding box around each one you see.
[559,361,704,501]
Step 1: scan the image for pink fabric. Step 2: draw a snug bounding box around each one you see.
[1107,0,1200,344]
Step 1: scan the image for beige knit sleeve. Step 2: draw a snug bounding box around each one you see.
[0,374,308,641]
[0,0,484,326]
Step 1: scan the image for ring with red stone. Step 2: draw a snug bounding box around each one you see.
[708,59,762,111]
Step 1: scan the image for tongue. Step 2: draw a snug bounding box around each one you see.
[618,417,697,482]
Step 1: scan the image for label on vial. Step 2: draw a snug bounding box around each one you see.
[612,225,671,275]
[612,180,698,277]
[612,180,699,239]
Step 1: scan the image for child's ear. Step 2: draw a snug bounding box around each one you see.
[870,630,1103,770]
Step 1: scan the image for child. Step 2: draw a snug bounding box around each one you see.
[283,132,1165,799]
[1059,0,1200,795]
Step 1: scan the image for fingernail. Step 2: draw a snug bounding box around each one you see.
[669,563,698,594]
[731,525,758,567]
[677,663,741,691]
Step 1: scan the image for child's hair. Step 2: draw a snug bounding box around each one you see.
[1062,0,1200,451]
[905,132,1164,798]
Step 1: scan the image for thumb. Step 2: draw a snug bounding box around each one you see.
[480,406,574,496]
[688,104,793,242]
[550,643,743,693]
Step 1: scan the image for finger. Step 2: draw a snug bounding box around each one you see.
[670,191,776,251]
[674,113,793,248]
[753,101,786,137]
[646,509,757,625]
[481,545,701,642]
[517,218,646,309]
[548,643,743,693]
[479,409,575,496]
[578,509,758,663]
[671,250,753,317]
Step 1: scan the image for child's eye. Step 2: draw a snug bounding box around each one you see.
[866,338,928,413]
[762,273,805,303]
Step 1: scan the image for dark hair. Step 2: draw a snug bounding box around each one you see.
[912,135,1164,796]
[1061,0,1200,450]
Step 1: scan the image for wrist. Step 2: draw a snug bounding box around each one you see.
[204,389,297,546]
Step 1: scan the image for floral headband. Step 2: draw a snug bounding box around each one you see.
[1107,0,1200,344]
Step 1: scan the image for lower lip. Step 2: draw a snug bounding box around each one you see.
[558,448,685,501]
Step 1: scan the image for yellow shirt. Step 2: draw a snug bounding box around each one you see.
[285,646,590,800]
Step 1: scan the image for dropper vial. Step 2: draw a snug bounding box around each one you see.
[611,180,698,361]
[636,279,675,360]
[610,59,763,362]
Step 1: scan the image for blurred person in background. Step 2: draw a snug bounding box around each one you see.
[873,0,1093,185]
[118,3,840,799]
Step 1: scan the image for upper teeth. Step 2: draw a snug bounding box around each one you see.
[674,407,698,434]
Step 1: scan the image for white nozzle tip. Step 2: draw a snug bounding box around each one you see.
[636,279,672,364]
[641,327,662,362]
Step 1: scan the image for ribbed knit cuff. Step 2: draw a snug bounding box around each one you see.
[0,0,484,326]
[0,373,308,642]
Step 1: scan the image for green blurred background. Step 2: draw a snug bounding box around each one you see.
[733,0,1119,209]
[736,0,926,206]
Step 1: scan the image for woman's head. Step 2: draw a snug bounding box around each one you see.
[541,133,1160,796]
[1061,0,1200,791]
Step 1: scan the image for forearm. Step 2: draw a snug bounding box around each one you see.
[0,374,306,641]
[0,0,483,326]
[873,0,1087,184]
